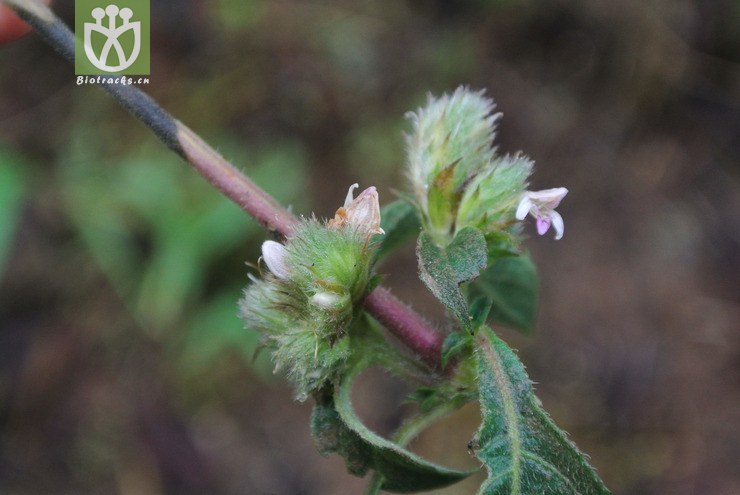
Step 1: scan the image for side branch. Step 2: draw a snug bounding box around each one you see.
[365,287,443,366]
[6,0,444,367]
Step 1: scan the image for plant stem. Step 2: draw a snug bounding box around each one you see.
[364,287,442,366]
[6,0,444,367]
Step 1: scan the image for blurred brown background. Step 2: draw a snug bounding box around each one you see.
[1,0,739,493]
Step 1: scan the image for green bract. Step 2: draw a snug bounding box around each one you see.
[239,220,377,401]
[286,221,374,306]
[406,87,533,250]
[456,155,533,237]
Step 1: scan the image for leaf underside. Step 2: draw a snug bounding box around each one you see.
[474,327,610,495]
[311,360,473,493]
[366,399,467,494]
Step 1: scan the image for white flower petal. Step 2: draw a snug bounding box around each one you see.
[515,195,533,220]
[528,187,568,209]
[344,183,359,208]
[550,210,565,240]
[346,186,384,235]
[261,240,291,279]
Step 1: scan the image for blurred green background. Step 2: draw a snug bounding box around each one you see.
[1,0,739,493]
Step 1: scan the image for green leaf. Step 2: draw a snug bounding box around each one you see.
[417,232,472,331]
[447,226,487,283]
[311,360,473,493]
[473,327,610,495]
[366,399,467,494]
[377,199,421,260]
[471,254,538,334]
[469,295,493,329]
[416,227,488,332]
[484,230,522,262]
[312,388,373,477]
[404,387,436,408]
[440,331,472,369]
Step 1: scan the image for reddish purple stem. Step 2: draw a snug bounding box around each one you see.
[7,0,446,366]
[364,287,442,367]
[178,123,444,367]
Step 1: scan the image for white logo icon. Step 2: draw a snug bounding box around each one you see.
[84,4,141,72]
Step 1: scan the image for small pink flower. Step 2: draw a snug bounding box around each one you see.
[515,187,568,240]
[261,240,291,279]
[329,183,385,236]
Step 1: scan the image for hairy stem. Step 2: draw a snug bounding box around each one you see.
[6,0,444,366]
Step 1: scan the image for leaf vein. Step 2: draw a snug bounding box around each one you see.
[480,332,522,495]
[481,467,512,489]
[522,450,582,495]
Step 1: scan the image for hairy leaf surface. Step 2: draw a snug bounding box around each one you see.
[474,327,610,495]
[417,231,472,331]
[446,226,487,283]
[417,228,487,332]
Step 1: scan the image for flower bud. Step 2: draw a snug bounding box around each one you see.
[329,183,385,237]
[261,240,291,279]
[406,87,500,238]
[310,291,344,309]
